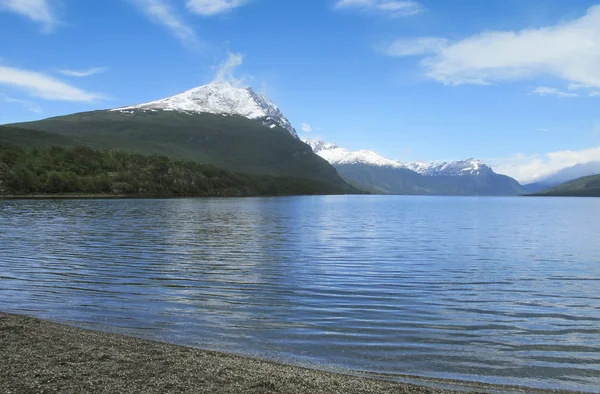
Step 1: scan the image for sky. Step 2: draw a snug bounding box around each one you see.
[1,0,599,183]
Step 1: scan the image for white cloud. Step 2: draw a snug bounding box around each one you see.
[131,0,198,46]
[0,65,105,102]
[488,146,600,183]
[301,123,313,133]
[57,67,107,78]
[535,128,548,132]
[382,37,449,57]
[568,83,593,90]
[335,0,424,18]
[590,91,600,97]
[384,5,600,88]
[186,0,249,16]
[532,86,578,98]
[0,0,57,32]
[213,52,244,85]
[1,94,43,113]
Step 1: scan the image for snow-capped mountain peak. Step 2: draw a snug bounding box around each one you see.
[303,138,406,168]
[304,139,340,153]
[305,139,494,177]
[406,158,491,176]
[111,81,298,138]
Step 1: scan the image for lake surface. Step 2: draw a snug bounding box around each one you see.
[1,196,599,392]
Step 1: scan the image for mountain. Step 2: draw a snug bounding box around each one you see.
[523,161,600,193]
[529,174,600,197]
[406,159,489,177]
[303,139,428,194]
[1,82,353,193]
[113,81,298,138]
[304,139,406,169]
[304,139,525,196]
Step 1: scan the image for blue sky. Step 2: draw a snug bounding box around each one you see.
[1,0,599,182]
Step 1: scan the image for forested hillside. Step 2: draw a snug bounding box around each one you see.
[0,145,347,197]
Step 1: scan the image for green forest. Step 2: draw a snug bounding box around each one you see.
[530,173,600,197]
[0,145,344,197]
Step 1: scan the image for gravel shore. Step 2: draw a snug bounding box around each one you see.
[0,313,571,394]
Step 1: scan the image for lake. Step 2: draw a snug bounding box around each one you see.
[1,196,599,392]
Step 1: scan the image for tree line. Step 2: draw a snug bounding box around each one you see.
[0,145,338,197]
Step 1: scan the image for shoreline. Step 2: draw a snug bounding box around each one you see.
[0,193,346,200]
[0,313,585,394]
[0,194,133,200]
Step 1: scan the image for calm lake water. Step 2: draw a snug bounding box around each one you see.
[1,196,599,392]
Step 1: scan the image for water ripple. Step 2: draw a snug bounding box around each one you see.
[1,196,599,392]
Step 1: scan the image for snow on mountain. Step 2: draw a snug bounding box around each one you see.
[304,139,524,195]
[303,139,406,168]
[304,139,492,176]
[406,159,491,176]
[112,81,298,138]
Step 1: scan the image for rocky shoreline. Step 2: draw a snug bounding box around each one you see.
[0,313,578,394]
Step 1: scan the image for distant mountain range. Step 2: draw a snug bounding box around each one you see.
[2,81,596,197]
[523,161,600,194]
[304,139,525,195]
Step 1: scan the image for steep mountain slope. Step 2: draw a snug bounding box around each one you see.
[305,139,525,195]
[524,161,600,193]
[3,83,352,192]
[529,174,600,197]
[0,126,83,148]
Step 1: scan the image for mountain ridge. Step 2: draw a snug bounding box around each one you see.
[304,138,525,195]
[305,138,498,177]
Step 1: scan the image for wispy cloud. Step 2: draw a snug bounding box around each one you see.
[131,0,198,47]
[1,94,43,113]
[568,83,593,91]
[0,65,105,102]
[57,67,107,78]
[213,52,244,85]
[186,0,249,16]
[335,0,424,18]
[532,86,578,99]
[488,145,600,183]
[382,6,600,89]
[382,38,449,57]
[0,0,58,32]
[301,123,313,133]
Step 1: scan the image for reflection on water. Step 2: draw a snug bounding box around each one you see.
[1,196,600,392]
